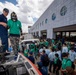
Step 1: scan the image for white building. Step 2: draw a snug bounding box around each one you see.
[29,0,76,42]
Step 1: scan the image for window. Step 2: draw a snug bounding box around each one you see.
[66,32,69,37]
[52,13,56,20]
[45,19,48,24]
[70,32,76,37]
[56,32,60,35]
[60,6,67,16]
[62,32,66,36]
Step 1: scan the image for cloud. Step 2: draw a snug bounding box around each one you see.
[0,0,54,33]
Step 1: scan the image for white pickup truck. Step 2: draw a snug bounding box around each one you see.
[19,39,39,52]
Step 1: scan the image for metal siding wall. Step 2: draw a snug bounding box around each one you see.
[30,0,76,39]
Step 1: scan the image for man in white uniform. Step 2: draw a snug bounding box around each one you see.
[62,43,68,53]
[69,47,76,62]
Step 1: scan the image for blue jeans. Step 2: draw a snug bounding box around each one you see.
[0,35,8,52]
[42,66,48,75]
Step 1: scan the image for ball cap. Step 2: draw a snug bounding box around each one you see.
[3,8,9,13]
[29,52,33,55]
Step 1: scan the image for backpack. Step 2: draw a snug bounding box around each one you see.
[66,59,75,70]
[42,54,50,66]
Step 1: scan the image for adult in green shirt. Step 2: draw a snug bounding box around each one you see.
[51,39,55,44]
[61,53,72,75]
[39,40,44,48]
[29,43,35,49]
[30,44,35,53]
[24,49,28,57]
[53,53,61,75]
[44,39,49,47]
[7,12,22,56]
[34,45,38,59]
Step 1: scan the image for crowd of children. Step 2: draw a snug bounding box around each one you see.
[23,39,76,75]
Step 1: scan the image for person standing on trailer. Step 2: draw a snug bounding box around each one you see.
[0,8,9,61]
[7,12,22,59]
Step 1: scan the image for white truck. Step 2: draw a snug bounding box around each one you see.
[24,34,34,40]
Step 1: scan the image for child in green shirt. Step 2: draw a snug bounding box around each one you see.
[61,53,72,75]
[53,53,61,75]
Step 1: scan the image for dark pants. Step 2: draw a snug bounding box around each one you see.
[56,68,60,75]
[53,64,60,75]
[53,64,56,73]
[43,66,48,75]
[0,34,8,52]
[49,61,54,72]
[62,73,67,75]
[74,48,76,52]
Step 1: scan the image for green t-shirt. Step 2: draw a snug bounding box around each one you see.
[30,48,35,53]
[35,47,38,53]
[29,44,36,53]
[29,44,35,49]
[62,58,72,70]
[7,19,22,35]
[52,39,55,44]
[39,42,44,47]
[39,42,43,45]
[54,57,58,64]
[44,41,49,47]
[24,49,28,57]
[53,45,57,49]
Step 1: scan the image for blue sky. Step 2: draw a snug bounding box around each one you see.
[0,0,17,5]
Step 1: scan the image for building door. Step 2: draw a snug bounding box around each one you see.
[41,30,47,39]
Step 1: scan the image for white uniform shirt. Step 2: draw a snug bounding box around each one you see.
[62,47,68,53]
[45,49,51,56]
[39,48,43,53]
[69,50,76,62]
[56,51,61,60]
[48,51,56,61]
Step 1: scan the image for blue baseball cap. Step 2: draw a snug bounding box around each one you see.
[3,8,9,13]
[29,52,33,55]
